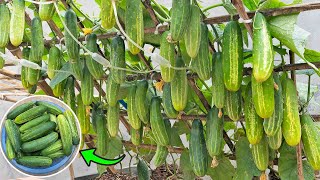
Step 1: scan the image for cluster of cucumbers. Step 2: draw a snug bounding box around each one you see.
[4,101,79,168]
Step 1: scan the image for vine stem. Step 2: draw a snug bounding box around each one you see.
[203,3,224,12]
[307,75,311,102]
[150,0,170,18]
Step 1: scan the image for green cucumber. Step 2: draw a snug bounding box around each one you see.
[39,0,55,21]
[153,145,168,167]
[106,74,120,107]
[136,80,150,124]
[252,12,274,82]
[36,101,63,115]
[159,31,175,82]
[96,106,108,157]
[127,84,141,130]
[64,76,76,112]
[7,102,34,119]
[125,0,144,55]
[19,114,50,133]
[47,46,62,80]
[150,97,169,146]
[6,137,16,160]
[131,126,143,146]
[251,135,269,171]
[171,56,188,111]
[206,107,224,157]
[107,102,120,137]
[111,36,126,84]
[57,114,73,155]
[100,0,115,29]
[21,48,31,89]
[77,94,90,134]
[5,120,21,153]
[16,156,53,167]
[21,121,56,142]
[222,21,243,92]
[86,34,104,79]
[170,0,191,41]
[64,110,80,145]
[189,119,208,177]
[14,105,47,124]
[22,132,58,153]
[40,140,63,156]
[10,0,25,46]
[81,61,94,106]
[268,128,282,150]
[65,9,79,62]
[47,150,65,160]
[252,74,274,118]
[225,90,242,121]
[212,52,225,109]
[49,114,59,131]
[53,80,65,97]
[0,4,10,48]
[282,78,301,146]
[162,83,178,119]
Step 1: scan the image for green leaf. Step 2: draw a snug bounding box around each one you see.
[169,125,184,147]
[222,0,237,15]
[273,45,288,56]
[304,48,320,62]
[207,156,235,180]
[172,121,190,135]
[49,62,72,89]
[259,0,286,9]
[234,137,261,179]
[278,143,315,180]
[180,150,196,180]
[137,159,150,180]
[106,137,123,159]
[224,122,236,131]
[243,0,260,10]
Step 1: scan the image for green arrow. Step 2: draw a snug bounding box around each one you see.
[80,148,125,166]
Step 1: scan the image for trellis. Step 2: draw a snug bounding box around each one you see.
[1,0,320,178]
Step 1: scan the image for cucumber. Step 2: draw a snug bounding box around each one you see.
[189,119,208,177]
[14,105,47,124]
[57,115,73,155]
[49,114,59,130]
[39,0,55,21]
[252,74,274,118]
[192,23,211,81]
[17,156,53,167]
[125,0,144,55]
[106,74,120,106]
[170,0,191,41]
[10,0,25,46]
[21,48,31,89]
[212,52,225,109]
[64,76,76,112]
[268,128,282,150]
[0,47,3,69]
[26,50,42,86]
[81,61,94,106]
[65,9,79,62]
[19,114,50,133]
[251,135,269,171]
[225,90,242,121]
[7,102,34,119]
[100,0,115,29]
[77,94,90,134]
[6,137,16,160]
[252,12,274,82]
[95,106,108,157]
[282,78,301,146]
[263,73,283,136]
[301,114,320,170]
[5,120,21,153]
[21,121,56,142]
[222,21,243,92]
[153,145,168,167]
[36,101,63,115]
[162,83,178,118]
[136,80,150,124]
[47,150,65,160]
[110,36,126,84]
[245,86,264,145]
[86,34,104,79]
[206,107,224,158]
[107,102,120,137]
[130,126,143,146]
[53,80,65,97]
[183,5,201,58]
[0,4,10,48]
[171,56,188,111]
[40,140,63,156]
[150,97,169,146]
[22,132,58,153]
[64,110,80,145]
[47,46,62,80]
[159,31,175,82]
[127,84,141,130]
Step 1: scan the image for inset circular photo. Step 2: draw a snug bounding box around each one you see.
[0,95,82,177]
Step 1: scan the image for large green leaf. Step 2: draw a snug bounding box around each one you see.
[304,48,320,62]
[259,0,286,9]
[243,0,260,10]
[49,62,72,89]
[172,121,190,136]
[106,137,124,159]
[207,156,235,180]
[278,143,315,180]
[180,150,196,180]
[169,124,184,147]
[137,159,150,180]
[234,137,261,180]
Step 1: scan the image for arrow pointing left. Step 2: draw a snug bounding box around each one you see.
[80,148,125,166]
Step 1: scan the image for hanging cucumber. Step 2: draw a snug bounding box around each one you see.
[189,119,208,177]
[282,78,301,146]
[252,73,274,118]
[159,31,175,82]
[225,90,242,121]
[76,94,90,134]
[0,4,10,48]
[152,145,168,168]
[0,48,4,69]
[170,0,191,41]
[100,0,115,29]
[212,52,225,110]
[21,48,31,89]
[245,86,264,145]
[10,0,25,46]
[206,107,224,158]
[107,102,120,137]
[39,0,55,21]
[130,126,143,146]
[81,61,94,106]
[252,12,274,82]
[251,135,269,171]
[268,128,282,150]
[150,97,169,146]
[125,0,144,55]
[86,34,104,79]
[162,83,178,119]
[263,73,283,136]
[106,74,120,107]
[110,36,126,84]
[171,56,188,111]
[135,80,150,124]
[127,84,141,130]
[64,76,76,112]
[222,21,243,92]
[47,46,62,80]
[95,105,108,157]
